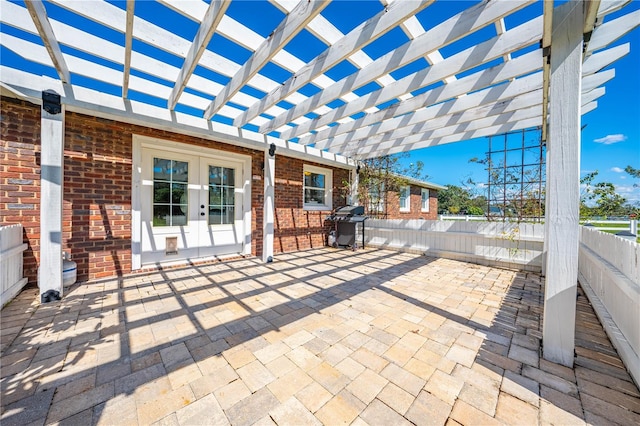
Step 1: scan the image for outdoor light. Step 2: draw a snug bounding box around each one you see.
[42,90,61,115]
[268,143,276,157]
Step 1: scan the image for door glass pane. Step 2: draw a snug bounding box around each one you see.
[153,182,170,203]
[172,183,188,204]
[153,158,188,227]
[224,187,235,205]
[153,205,170,226]
[208,165,235,225]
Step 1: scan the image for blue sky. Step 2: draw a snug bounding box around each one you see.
[404,2,640,205]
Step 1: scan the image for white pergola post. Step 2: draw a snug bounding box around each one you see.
[39,90,65,302]
[542,1,584,367]
[350,166,359,206]
[262,145,276,263]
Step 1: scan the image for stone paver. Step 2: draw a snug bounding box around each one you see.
[2,248,640,426]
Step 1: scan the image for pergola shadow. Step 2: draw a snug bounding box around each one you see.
[1,248,639,425]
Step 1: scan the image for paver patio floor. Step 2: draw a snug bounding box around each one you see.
[2,248,639,425]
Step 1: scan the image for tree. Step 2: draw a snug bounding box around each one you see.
[581,170,627,218]
[355,153,429,217]
[437,185,473,214]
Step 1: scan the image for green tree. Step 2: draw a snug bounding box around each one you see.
[356,154,429,217]
[581,171,627,218]
[437,185,473,214]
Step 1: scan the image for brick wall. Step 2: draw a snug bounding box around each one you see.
[384,186,439,220]
[274,156,350,252]
[1,97,349,284]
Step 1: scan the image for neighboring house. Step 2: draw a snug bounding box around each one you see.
[1,97,353,284]
[365,177,445,220]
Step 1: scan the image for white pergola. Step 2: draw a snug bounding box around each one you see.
[1,0,638,368]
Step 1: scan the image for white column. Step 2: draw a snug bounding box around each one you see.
[39,91,65,301]
[350,167,359,205]
[262,147,275,262]
[542,1,584,367]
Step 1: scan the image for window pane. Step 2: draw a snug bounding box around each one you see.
[209,166,222,185]
[304,172,324,189]
[172,161,189,183]
[224,188,234,205]
[171,183,188,204]
[154,182,170,203]
[223,206,235,224]
[223,168,235,186]
[153,158,172,181]
[305,189,325,204]
[153,205,170,226]
[172,205,188,226]
[210,186,222,205]
[209,208,222,225]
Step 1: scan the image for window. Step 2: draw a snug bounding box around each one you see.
[421,188,430,212]
[207,166,235,225]
[153,158,188,226]
[303,165,332,210]
[399,186,410,212]
[368,182,385,213]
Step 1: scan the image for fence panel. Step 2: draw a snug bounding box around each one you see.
[578,226,639,386]
[363,219,544,272]
[1,224,28,307]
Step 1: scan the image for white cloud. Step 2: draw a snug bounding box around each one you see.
[593,134,627,144]
[611,167,624,173]
[615,184,640,203]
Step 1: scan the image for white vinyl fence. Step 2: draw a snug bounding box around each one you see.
[1,224,28,307]
[578,226,639,385]
[363,219,544,272]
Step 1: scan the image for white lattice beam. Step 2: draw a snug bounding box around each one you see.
[168,0,229,110]
[203,0,330,120]
[24,0,70,83]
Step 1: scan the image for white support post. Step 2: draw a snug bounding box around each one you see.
[350,167,359,206]
[542,1,584,367]
[39,90,65,302]
[262,146,275,263]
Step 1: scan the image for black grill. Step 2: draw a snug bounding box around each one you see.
[326,206,367,250]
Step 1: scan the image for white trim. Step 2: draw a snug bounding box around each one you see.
[421,188,430,213]
[399,186,410,213]
[131,134,252,270]
[303,164,333,211]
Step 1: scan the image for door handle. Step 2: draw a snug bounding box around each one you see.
[201,212,205,216]
[200,205,205,209]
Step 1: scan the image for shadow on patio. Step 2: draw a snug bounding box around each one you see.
[1,248,639,425]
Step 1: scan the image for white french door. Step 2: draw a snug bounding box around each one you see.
[135,139,251,267]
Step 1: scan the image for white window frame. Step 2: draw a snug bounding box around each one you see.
[303,164,332,211]
[368,182,385,213]
[421,188,430,212]
[399,185,410,212]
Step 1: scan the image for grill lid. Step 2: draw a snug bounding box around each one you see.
[334,205,364,216]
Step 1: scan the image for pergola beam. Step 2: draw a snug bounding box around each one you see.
[233,0,434,127]
[279,14,543,141]
[122,0,134,98]
[317,44,625,152]
[300,49,544,146]
[354,94,600,159]
[167,0,229,110]
[203,0,330,120]
[259,0,535,135]
[24,0,71,84]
